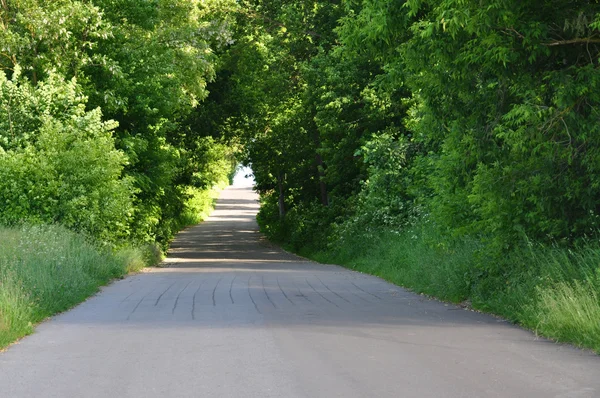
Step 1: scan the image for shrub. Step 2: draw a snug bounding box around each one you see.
[0,70,134,243]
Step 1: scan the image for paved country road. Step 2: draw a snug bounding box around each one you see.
[1,186,600,398]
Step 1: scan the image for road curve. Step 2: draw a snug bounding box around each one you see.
[1,186,599,397]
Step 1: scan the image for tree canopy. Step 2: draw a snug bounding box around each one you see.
[211,0,600,253]
[1,0,600,254]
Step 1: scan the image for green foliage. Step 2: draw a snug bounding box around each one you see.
[235,0,600,253]
[315,225,478,303]
[347,132,416,232]
[191,137,239,189]
[0,0,239,247]
[257,192,344,252]
[0,71,134,242]
[82,0,238,245]
[0,0,111,82]
[399,0,600,247]
[178,185,224,228]
[535,279,600,351]
[0,68,88,150]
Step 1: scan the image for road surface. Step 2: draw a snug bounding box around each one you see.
[1,186,599,397]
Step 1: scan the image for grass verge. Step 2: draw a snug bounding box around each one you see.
[307,225,600,353]
[0,224,161,350]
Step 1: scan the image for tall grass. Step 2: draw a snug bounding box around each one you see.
[0,225,159,349]
[535,281,600,351]
[312,226,478,303]
[311,224,600,353]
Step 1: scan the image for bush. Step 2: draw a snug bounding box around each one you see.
[257,191,344,253]
[177,186,222,228]
[0,70,135,243]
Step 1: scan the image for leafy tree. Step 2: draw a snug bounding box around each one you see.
[82,0,238,243]
[4,0,600,255]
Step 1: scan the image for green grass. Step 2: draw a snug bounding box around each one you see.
[310,227,478,303]
[308,225,600,353]
[534,280,600,350]
[0,225,160,349]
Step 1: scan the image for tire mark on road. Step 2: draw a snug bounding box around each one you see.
[277,277,294,305]
[155,281,177,306]
[172,280,192,314]
[316,276,351,303]
[248,275,261,314]
[212,276,223,306]
[229,274,237,304]
[351,281,382,300]
[191,281,204,320]
[262,275,277,308]
[120,289,137,304]
[344,286,372,303]
[306,278,340,309]
[126,284,158,320]
[293,279,313,304]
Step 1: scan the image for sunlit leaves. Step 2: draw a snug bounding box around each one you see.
[0,0,111,81]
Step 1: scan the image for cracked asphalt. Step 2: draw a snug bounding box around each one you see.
[1,185,599,397]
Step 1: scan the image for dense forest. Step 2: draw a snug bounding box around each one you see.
[220,0,600,251]
[1,1,600,350]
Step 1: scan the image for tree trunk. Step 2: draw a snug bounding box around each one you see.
[315,153,329,206]
[277,171,286,218]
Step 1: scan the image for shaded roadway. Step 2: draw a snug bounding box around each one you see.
[1,186,599,397]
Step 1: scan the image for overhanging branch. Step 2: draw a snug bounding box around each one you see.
[542,38,600,46]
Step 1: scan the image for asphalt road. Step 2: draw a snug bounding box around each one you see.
[1,186,599,397]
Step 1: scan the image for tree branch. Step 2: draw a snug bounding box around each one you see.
[502,28,600,49]
[0,0,10,30]
[543,38,600,46]
[503,27,525,39]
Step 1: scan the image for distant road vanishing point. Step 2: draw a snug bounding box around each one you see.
[1,185,599,397]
